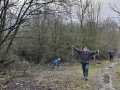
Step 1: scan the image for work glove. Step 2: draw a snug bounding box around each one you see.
[96,50,98,53]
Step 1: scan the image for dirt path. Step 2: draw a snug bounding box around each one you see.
[99,61,120,90]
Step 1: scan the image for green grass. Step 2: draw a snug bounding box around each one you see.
[112,63,120,89]
[65,61,111,75]
[116,67,120,75]
[89,67,102,75]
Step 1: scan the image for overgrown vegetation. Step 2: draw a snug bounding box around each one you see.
[1,0,120,89]
[0,0,119,65]
[0,0,120,79]
[11,12,119,64]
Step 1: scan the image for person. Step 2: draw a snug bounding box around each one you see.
[54,58,61,68]
[118,51,120,61]
[109,51,115,61]
[95,50,102,64]
[72,46,97,81]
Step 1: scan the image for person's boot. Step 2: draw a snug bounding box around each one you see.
[83,77,85,80]
[85,77,88,81]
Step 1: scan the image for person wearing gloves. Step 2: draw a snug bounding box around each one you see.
[72,46,97,81]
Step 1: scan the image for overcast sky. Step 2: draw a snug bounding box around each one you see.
[100,0,120,21]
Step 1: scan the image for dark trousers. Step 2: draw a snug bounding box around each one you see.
[110,55,113,61]
[81,63,89,78]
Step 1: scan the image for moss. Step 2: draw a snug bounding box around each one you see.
[85,83,91,88]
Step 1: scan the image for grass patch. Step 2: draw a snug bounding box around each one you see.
[68,65,81,70]
[116,67,120,75]
[89,67,101,75]
[64,61,111,75]
[112,63,120,89]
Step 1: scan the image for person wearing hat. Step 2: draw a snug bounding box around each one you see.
[72,46,97,81]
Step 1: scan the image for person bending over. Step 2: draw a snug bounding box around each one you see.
[54,58,61,68]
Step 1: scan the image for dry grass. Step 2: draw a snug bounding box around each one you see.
[35,63,104,90]
[0,60,112,90]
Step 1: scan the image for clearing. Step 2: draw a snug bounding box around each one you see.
[0,60,120,90]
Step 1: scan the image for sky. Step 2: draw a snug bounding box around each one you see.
[100,0,120,21]
[17,0,120,22]
[69,0,120,23]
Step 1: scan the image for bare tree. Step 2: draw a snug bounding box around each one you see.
[70,0,91,49]
[109,4,120,16]
[0,0,68,59]
[85,0,101,49]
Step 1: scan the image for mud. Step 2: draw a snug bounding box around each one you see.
[99,61,120,90]
[102,74,110,83]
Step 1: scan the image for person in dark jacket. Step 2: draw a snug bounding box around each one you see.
[109,51,115,61]
[73,46,97,81]
[95,50,102,64]
[54,58,61,68]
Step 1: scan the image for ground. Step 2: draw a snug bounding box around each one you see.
[112,63,120,90]
[0,60,120,90]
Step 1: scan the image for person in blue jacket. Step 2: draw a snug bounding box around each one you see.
[73,46,97,81]
[54,58,61,68]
